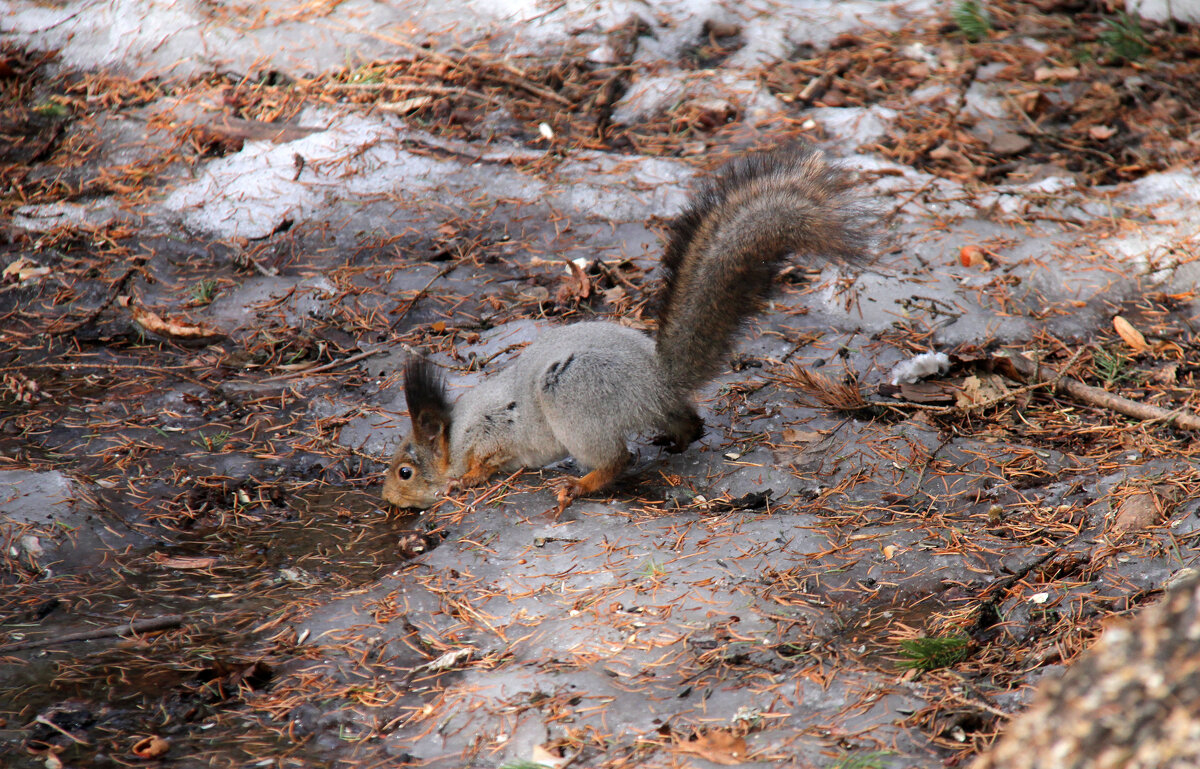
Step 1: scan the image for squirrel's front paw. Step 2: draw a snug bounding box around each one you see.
[551,477,584,516]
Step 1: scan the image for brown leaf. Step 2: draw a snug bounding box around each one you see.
[1113,315,1148,352]
[1088,124,1117,140]
[985,130,1031,156]
[1014,90,1046,115]
[1111,485,1177,538]
[781,428,825,444]
[150,553,219,569]
[3,257,51,283]
[673,728,749,765]
[124,296,225,342]
[884,380,958,405]
[1152,362,1179,384]
[376,96,434,113]
[530,744,570,768]
[1034,65,1079,82]
[553,258,591,305]
[131,735,169,759]
[955,373,1008,408]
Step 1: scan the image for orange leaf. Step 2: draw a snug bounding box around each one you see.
[673,728,749,765]
[132,735,169,758]
[125,296,225,342]
[1113,315,1147,352]
[1033,65,1079,82]
[959,245,989,269]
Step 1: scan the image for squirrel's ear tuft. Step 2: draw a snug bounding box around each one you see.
[404,358,451,450]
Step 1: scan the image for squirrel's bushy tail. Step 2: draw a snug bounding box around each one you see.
[654,145,874,395]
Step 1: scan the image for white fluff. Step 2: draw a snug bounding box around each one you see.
[889,352,951,385]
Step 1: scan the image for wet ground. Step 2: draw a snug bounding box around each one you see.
[2,0,1200,767]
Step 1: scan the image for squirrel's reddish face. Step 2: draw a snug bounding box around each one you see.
[381,437,446,510]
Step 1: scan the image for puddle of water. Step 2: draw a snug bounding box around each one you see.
[0,486,432,768]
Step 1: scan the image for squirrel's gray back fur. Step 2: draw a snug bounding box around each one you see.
[450,322,670,472]
[655,145,873,395]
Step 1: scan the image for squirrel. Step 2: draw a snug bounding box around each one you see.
[382,145,874,513]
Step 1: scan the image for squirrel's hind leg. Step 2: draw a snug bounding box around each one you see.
[553,451,631,515]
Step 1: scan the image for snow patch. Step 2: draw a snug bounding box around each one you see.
[1123,171,1200,220]
[611,71,785,127]
[808,106,898,146]
[164,112,546,239]
[1127,0,1200,23]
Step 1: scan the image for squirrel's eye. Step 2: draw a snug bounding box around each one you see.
[397,466,414,481]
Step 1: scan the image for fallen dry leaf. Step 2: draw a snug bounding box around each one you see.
[1113,315,1148,352]
[2,257,51,284]
[672,728,749,765]
[121,296,225,343]
[955,373,1008,408]
[1111,485,1176,538]
[1014,90,1045,114]
[131,735,169,759]
[554,257,591,305]
[415,646,473,673]
[1088,124,1117,140]
[376,95,433,113]
[149,553,219,569]
[959,245,990,269]
[1034,65,1079,82]
[1152,362,1179,384]
[781,428,825,444]
[531,743,571,768]
[276,361,318,372]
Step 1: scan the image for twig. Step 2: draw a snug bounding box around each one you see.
[34,715,91,745]
[979,551,1057,599]
[45,253,149,336]
[235,244,280,276]
[261,348,383,382]
[488,69,573,106]
[0,613,186,652]
[327,82,492,102]
[388,264,457,332]
[887,176,937,221]
[1005,352,1200,430]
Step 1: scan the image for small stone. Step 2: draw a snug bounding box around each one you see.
[987,130,1031,156]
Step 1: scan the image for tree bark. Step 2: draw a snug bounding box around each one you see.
[973,575,1200,769]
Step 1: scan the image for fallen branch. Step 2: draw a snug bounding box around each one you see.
[45,253,149,336]
[0,613,186,652]
[261,348,383,382]
[387,263,457,332]
[1005,352,1200,431]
